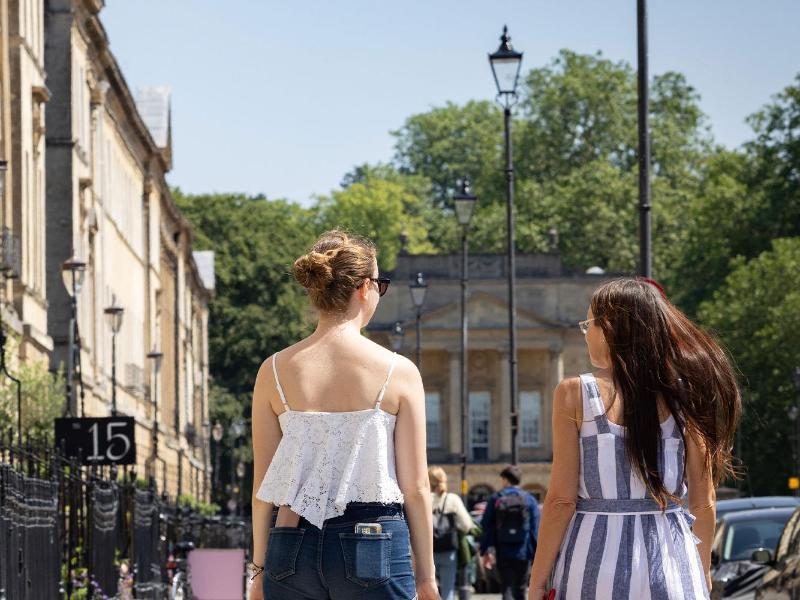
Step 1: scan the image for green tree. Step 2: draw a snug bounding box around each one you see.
[316,175,438,270]
[390,50,710,270]
[392,100,505,207]
[174,190,316,397]
[699,238,800,495]
[517,50,708,185]
[742,75,800,248]
[0,333,64,441]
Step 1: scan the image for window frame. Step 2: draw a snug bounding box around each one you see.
[519,389,543,448]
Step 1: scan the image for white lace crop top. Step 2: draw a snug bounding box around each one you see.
[255,351,405,528]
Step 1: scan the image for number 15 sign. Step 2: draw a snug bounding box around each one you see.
[55,417,137,465]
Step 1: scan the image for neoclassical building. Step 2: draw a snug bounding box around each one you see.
[369,252,613,503]
[44,0,214,500]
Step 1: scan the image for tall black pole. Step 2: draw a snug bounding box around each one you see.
[460,227,469,502]
[637,0,652,277]
[151,368,159,486]
[214,439,221,488]
[504,106,519,465]
[65,282,77,416]
[415,308,422,368]
[110,332,117,416]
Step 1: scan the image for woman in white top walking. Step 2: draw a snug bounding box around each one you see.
[429,466,474,600]
[249,230,439,600]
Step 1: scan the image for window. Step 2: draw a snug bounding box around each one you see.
[469,391,490,461]
[425,392,441,448]
[520,391,542,447]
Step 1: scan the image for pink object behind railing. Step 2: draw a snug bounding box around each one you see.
[187,548,245,599]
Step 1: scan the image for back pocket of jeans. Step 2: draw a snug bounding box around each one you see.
[265,527,305,581]
[339,532,392,587]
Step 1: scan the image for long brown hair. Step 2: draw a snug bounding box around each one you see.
[591,278,740,507]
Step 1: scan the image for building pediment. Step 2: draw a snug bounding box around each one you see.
[421,292,562,330]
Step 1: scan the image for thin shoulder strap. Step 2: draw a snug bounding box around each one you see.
[580,373,610,433]
[374,352,398,409]
[271,352,290,411]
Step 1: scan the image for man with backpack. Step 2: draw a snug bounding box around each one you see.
[479,465,540,600]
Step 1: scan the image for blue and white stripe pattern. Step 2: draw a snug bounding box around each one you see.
[551,374,709,599]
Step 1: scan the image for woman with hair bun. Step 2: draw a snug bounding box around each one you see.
[529,277,740,600]
[249,230,439,600]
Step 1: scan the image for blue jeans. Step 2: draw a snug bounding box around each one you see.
[263,503,416,599]
[434,550,457,600]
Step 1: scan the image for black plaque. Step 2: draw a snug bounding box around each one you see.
[55,416,137,465]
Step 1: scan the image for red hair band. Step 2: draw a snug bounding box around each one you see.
[641,277,667,300]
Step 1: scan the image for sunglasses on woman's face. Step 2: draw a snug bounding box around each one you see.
[369,277,391,297]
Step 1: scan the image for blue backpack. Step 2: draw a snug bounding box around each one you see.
[494,490,531,545]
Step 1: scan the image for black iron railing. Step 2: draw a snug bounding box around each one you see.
[0,431,246,599]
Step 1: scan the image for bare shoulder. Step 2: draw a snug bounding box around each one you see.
[554,377,582,413]
[389,352,422,386]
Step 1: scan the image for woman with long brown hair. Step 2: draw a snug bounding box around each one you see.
[528,278,740,599]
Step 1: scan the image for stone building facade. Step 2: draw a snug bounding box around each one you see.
[42,0,213,500]
[369,253,613,503]
[0,0,52,363]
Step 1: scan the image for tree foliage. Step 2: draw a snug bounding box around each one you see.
[699,238,800,494]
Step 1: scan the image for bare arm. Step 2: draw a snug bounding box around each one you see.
[529,378,581,591]
[250,358,283,576]
[393,357,435,585]
[686,426,716,590]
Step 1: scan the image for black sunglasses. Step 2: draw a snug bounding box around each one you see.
[369,277,391,297]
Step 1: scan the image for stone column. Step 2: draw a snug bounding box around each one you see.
[546,345,564,456]
[448,351,461,460]
[497,349,511,462]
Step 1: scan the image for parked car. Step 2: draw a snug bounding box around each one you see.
[711,507,795,599]
[756,506,800,599]
[717,497,800,522]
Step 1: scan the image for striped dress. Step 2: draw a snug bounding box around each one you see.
[551,373,709,599]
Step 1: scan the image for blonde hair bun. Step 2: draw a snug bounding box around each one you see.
[293,251,335,292]
[292,230,377,313]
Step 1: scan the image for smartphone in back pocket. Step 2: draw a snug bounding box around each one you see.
[354,522,382,534]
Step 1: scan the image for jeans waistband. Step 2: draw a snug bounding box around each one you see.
[576,498,681,514]
[299,502,405,528]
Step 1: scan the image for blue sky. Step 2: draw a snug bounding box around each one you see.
[102,1,800,206]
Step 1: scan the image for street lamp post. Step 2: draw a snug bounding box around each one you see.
[104,299,124,416]
[489,26,523,465]
[62,256,87,416]
[390,321,405,353]
[146,349,163,487]
[211,421,224,492]
[453,177,477,502]
[409,272,428,368]
[453,177,477,600]
[637,0,652,277]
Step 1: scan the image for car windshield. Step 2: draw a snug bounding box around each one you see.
[723,516,791,561]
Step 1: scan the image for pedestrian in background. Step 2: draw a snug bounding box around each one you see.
[429,466,474,600]
[249,230,440,600]
[479,465,540,600]
[528,278,741,599]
